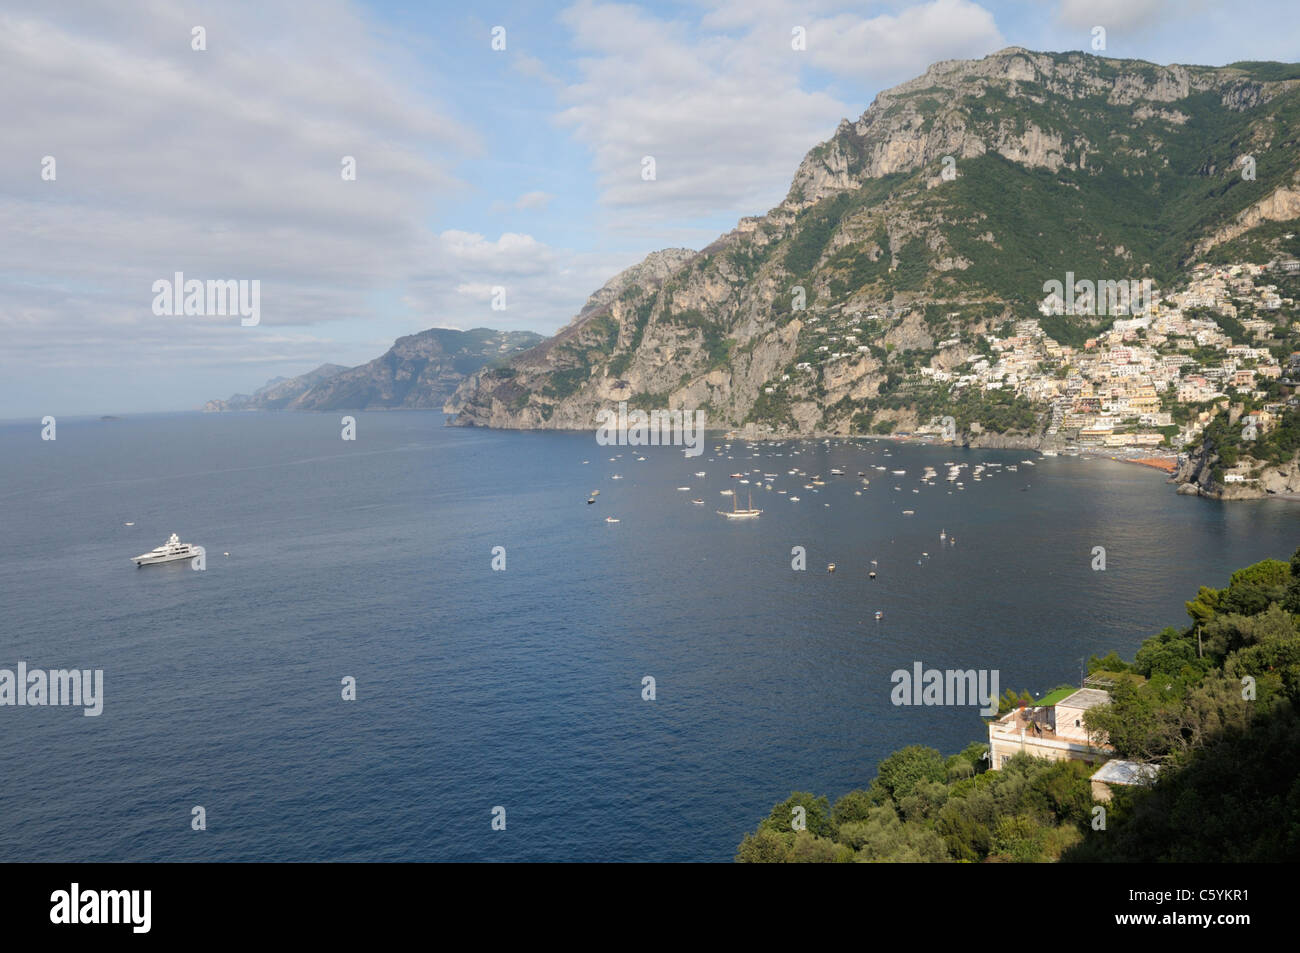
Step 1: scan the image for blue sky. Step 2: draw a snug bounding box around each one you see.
[1,0,1297,416]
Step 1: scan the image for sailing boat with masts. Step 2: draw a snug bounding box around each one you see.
[718,488,762,519]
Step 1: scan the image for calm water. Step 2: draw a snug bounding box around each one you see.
[1,412,1297,862]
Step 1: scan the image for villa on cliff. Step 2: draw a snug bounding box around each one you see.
[987,687,1165,801]
[987,688,1114,769]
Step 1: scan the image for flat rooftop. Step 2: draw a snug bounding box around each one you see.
[1092,760,1160,786]
[1056,688,1111,710]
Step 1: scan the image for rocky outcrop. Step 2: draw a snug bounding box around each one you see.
[558,248,696,333]
[1173,411,1300,500]
[965,432,1043,450]
[1175,455,1300,500]
[1194,183,1300,256]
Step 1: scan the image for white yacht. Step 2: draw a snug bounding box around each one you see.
[132,533,199,566]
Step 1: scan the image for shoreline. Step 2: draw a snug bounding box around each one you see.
[1116,456,1178,474]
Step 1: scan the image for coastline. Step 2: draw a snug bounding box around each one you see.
[452,417,1193,477]
[1115,456,1178,474]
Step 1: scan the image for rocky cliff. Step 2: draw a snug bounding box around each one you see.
[452,48,1300,438]
[1174,402,1300,499]
[206,327,543,413]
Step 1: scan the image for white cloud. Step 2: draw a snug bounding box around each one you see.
[402,230,642,334]
[553,0,1003,229]
[514,190,555,210]
[1056,0,1175,33]
[512,53,563,87]
[489,191,557,213]
[0,0,474,392]
[0,0,648,415]
[555,0,851,224]
[808,0,1005,80]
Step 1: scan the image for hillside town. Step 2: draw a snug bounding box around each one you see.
[775,257,1300,464]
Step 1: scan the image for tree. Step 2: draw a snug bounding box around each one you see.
[735,826,794,863]
[831,789,874,827]
[1220,559,1291,615]
[1285,546,1300,613]
[1185,585,1223,626]
[759,791,835,839]
[991,815,1049,862]
[1133,626,1203,678]
[873,745,948,802]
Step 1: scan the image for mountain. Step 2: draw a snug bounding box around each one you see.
[450,48,1300,438]
[205,327,544,413]
[205,363,350,412]
[447,248,696,427]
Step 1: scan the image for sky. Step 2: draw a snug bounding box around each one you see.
[2,0,1298,416]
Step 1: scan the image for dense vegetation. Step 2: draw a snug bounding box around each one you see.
[1195,402,1300,471]
[736,551,1300,862]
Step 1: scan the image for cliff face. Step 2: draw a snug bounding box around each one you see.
[206,327,543,413]
[1174,403,1300,499]
[452,48,1300,437]
[1174,446,1300,500]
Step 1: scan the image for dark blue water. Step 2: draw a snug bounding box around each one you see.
[1,412,1297,861]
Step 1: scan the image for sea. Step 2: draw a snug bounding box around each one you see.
[1,411,1297,862]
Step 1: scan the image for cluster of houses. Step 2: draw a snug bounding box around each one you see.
[770,258,1298,446]
[999,261,1295,448]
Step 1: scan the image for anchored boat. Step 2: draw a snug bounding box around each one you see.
[718,489,762,519]
[132,533,199,567]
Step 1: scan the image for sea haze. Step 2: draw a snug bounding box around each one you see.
[1,412,1297,862]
